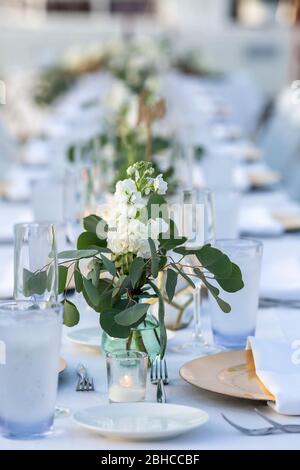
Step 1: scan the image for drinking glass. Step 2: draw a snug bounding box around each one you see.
[175,189,219,355]
[209,239,263,349]
[14,222,58,303]
[106,350,148,403]
[0,301,63,439]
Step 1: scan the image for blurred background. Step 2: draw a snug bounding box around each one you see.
[1,0,300,300]
[1,0,300,94]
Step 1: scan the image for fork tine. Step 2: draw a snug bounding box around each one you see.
[88,378,94,391]
[76,378,84,392]
[163,359,169,385]
[150,361,154,382]
[150,356,160,384]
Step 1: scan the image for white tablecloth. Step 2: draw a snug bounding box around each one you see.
[1,302,300,450]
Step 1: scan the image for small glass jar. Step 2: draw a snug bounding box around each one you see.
[106,350,148,403]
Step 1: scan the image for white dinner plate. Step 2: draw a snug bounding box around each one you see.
[73,403,208,441]
[66,327,175,348]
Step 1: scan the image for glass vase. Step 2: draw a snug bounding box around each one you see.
[101,314,161,363]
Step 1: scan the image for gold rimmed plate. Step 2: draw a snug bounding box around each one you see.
[180,350,274,401]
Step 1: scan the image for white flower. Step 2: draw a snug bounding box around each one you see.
[115,179,143,207]
[153,174,168,195]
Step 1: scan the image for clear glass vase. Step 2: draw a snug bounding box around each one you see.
[101,314,161,363]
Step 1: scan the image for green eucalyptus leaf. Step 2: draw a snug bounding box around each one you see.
[77,232,107,250]
[23,269,48,297]
[194,268,231,314]
[82,277,101,306]
[129,257,145,289]
[174,246,200,256]
[58,265,68,294]
[82,277,114,312]
[74,263,83,293]
[215,297,231,313]
[63,299,80,327]
[216,263,244,293]
[165,269,178,302]
[100,309,131,338]
[196,245,233,278]
[101,254,117,276]
[114,303,149,327]
[83,214,101,234]
[148,238,160,278]
[170,263,195,289]
[158,255,168,271]
[58,249,98,260]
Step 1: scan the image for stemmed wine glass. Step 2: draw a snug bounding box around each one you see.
[174,188,221,355]
[14,222,71,418]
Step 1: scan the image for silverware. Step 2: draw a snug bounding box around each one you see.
[150,356,167,403]
[150,356,169,385]
[222,414,280,436]
[76,363,94,392]
[254,408,300,433]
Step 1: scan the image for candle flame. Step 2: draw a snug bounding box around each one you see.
[119,374,133,388]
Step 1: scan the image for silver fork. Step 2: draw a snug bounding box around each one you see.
[150,357,169,385]
[150,356,167,404]
[254,408,300,433]
[222,414,281,436]
[76,363,94,392]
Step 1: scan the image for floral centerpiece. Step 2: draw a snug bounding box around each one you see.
[57,161,244,357]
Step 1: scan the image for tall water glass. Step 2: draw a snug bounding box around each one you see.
[0,301,63,439]
[209,239,263,349]
[14,222,58,302]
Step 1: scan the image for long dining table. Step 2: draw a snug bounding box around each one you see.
[0,184,300,450]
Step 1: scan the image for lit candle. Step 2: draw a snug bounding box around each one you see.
[108,374,145,403]
[119,374,133,388]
